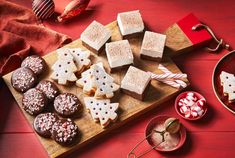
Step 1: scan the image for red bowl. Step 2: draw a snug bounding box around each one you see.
[212,50,235,114]
[175,91,207,120]
[145,115,187,152]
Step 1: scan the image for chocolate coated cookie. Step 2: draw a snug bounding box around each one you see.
[33,113,58,137]
[54,93,82,117]
[21,55,46,75]
[36,80,59,101]
[52,118,79,146]
[11,67,37,93]
[22,88,47,115]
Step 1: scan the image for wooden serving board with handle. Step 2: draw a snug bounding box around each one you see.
[2,21,189,158]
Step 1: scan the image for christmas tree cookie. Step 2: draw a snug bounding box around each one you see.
[220,71,235,102]
[51,48,91,85]
[70,48,91,73]
[84,97,119,128]
[50,50,78,85]
[76,63,119,98]
[57,48,91,73]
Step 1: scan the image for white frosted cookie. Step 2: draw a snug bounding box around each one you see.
[76,68,94,94]
[220,71,235,103]
[50,53,78,85]
[76,63,119,98]
[57,48,91,73]
[228,92,235,103]
[90,64,119,98]
[70,48,91,72]
[57,48,74,60]
[76,63,103,94]
[220,71,235,85]
[223,81,235,95]
[84,97,119,128]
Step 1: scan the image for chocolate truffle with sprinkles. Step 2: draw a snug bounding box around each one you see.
[22,88,48,115]
[33,113,58,137]
[54,93,82,117]
[11,67,37,93]
[21,55,46,75]
[36,80,60,102]
[52,118,79,146]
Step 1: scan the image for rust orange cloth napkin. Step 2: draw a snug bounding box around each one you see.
[0,0,72,76]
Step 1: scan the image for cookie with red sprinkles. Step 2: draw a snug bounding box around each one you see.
[22,88,48,115]
[21,55,46,75]
[52,118,79,146]
[33,113,58,137]
[36,80,60,102]
[11,67,37,93]
[54,93,82,117]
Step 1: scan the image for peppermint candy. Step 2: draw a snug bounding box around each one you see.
[178,92,206,119]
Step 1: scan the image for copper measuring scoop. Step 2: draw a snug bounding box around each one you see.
[127,117,182,158]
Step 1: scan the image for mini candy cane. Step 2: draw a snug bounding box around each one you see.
[148,72,181,89]
[158,64,187,88]
[150,73,187,80]
[175,80,187,88]
[149,72,182,89]
[158,64,172,74]
[160,80,181,89]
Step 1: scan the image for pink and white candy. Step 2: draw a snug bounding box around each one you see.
[149,64,187,89]
[177,92,206,119]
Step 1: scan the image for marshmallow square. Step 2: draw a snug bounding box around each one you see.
[117,10,144,36]
[81,21,112,51]
[140,31,166,61]
[105,40,134,70]
[121,66,151,100]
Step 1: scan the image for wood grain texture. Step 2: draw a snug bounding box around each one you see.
[2,21,189,158]
[164,24,193,56]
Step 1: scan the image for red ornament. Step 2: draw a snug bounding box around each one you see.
[32,0,55,20]
[58,0,90,22]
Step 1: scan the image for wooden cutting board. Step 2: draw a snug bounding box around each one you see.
[2,21,189,158]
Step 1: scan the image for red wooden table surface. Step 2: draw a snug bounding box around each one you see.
[1,0,235,157]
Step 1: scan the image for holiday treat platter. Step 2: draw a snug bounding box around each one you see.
[3,20,189,158]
